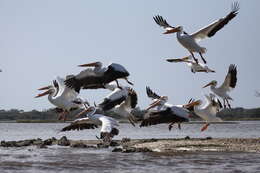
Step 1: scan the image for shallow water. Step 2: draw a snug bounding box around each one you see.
[0,121,260,173]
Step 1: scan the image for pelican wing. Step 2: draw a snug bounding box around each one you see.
[191,2,239,42]
[140,108,188,127]
[166,56,192,63]
[153,15,175,31]
[60,117,98,132]
[146,86,161,100]
[98,115,119,133]
[219,64,237,91]
[54,76,79,101]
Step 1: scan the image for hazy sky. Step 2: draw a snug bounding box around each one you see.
[0,0,259,111]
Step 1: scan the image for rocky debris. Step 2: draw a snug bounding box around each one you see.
[121,138,131,143]
[57,136,70,146]
[110,141,120,147]
[139,138,158,143]
[184,136,190,140]
[71,142,97,149]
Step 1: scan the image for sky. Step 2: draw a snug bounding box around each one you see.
[0,0,259,111]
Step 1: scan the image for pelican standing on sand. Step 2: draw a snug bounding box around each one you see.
[61,106,119,144]
[192,94,223,131]
[154,2,239,63]
[35,76,89,120]
[65,61,133,92]
[203,64,237,108]
[166,55,215,73]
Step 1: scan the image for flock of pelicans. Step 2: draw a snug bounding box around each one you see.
[33,2,240,144]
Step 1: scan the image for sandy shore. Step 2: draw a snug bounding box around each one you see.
[1,137,260,153]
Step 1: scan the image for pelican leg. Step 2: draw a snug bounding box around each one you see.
[168,122,175,131]
[178,123,181,130]
[199,52,207,64]
[189,51,198,64]
[115,80,122,89]
[58,111,67,121]
[128,117,136,127]
[226,99,231,109]
[201,123,210,131]
[223,99,226,108]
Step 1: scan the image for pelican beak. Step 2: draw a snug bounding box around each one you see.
[35,90,51,98]
[163,28,180,34]
[203,82,214,88]
[75,107,91,118]
[184,100,200,108]
[146,99,161,110]
[38,86,51,90]
[78,62,99,67]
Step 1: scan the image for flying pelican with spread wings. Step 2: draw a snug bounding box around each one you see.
[65,61,133,92]
[154,2,239,63]
[203,64,237,108]
[166,55,215,73]
[61,106,119,144]
[191,94,223,131]
[35,76,89,120]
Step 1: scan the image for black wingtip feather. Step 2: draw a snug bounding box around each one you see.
[228,64,237,88]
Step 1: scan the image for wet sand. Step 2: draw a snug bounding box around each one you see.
[70,137,260,153]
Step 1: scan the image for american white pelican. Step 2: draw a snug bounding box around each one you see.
[35,76,89,120]
[203,64,237,108]
[192,94,223,131]
[65,61,133,92]
[146,86,170,110]
[142,87,198,130]
[166,55,215,73]
[112,88,138,126]
[61,106,119,144]
[154,2,239,63]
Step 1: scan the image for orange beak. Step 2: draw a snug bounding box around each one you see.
[163,28,180,34]
[35,90,51,98]
[75,107,92,118]
[184,100,200,108]
[147,99,161,110]
[78,62,100,67]
[38,86,51,90]
[203,82,213,88]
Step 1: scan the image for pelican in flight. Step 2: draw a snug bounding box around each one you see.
[154,2,239,63]
[166,55,215,73]
[35,76,89,120]
[142,86,197,130]
[65,61,133,92]
[203,64,237,108]
[255,90,260,97]
[61,106,119,144]
[0,69,2,72]
[192,94,223,131]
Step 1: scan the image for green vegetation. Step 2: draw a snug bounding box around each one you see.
[0,107,260,123]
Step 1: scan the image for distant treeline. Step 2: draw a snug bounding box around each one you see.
[0,107,260,122]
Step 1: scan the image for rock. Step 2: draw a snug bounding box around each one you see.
[206,137,213,140]
[121,138,131,143]
[140,138,158,143]
[121,147,152,153]
[112,147,123,152]
[15,140,33,147]
[57,136,70,146]
[43,138,53,145]
[97,143,109,148]
[110,141,120,147]
[71,143,97,149]
[33,139,43,145]
[184,136,190,140]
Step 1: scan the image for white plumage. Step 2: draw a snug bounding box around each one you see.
[154,2,239,64]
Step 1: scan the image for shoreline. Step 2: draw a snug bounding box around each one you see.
[1,137,260,153]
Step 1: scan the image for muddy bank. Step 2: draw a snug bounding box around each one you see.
[1,136,260,153]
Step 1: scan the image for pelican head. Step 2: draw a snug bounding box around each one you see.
[203,80,217,88]
[78,61,102,68]
[146,96,168,110]
[164,26,183,34]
